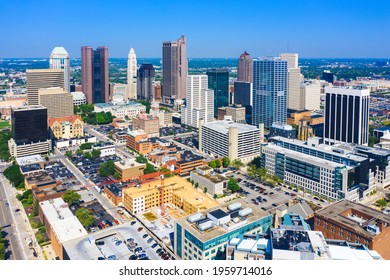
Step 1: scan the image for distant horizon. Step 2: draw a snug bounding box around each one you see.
[2,57,390,60]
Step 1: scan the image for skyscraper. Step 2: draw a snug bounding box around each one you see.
[206,68,229,117]
[38,87,74,118]
[137,64,155,101]
[81,46,109,104]
[237,51,253,83]
[127,48,137,100]
[162,35,187,102]
[280,53,302,110]
[324,86,369,146]
[26,69,64,105]
[49,47,70,93]
[181,75,214,128]
[11,106,48,144]
[252,57,288,128]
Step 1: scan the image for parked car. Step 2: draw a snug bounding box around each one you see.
[131,221,137,226]
[151,243,158,248]
[137,227,143,232]
[142,234,148,239]
[147,238,153,244]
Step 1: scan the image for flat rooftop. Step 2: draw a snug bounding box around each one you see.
[177,199,270,242]
[25,171,56,186]
[40,198,87,244]
[114,159,145,170]
[315,200,390,238]
[203,120,259,134]
[16,154,44,166]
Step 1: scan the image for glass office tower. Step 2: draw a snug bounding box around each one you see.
[206,68,229,117]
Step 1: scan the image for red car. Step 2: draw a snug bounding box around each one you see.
[114,219,120,225]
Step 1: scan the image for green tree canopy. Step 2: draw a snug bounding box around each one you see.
[63,190,81,205]
[215,160,221,168]
[65,150,73,159]
[208,160,217,168]
[144,163,156,174]
[91,149,101,159]
[135,155,148,164]
[99,160,115,177]
[222,157,230,168]
[75,208,95,229]
[113,172,121,180]
[0,226,5,260]
[227,178,240,193]
[231,159,244,169]
[376,198,387,209]
[80,142,93,150]
[3,163,24,188]
[0,131,12,161]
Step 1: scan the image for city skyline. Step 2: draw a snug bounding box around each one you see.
[1,0,389,58]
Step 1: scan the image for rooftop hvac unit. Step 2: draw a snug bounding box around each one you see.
[187,213,205,223]
[228,202,242,212]
[239,208,252,217]
[198,220,213,231]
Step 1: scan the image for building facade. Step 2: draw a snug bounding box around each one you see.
[49,47,70,93]
[252,57,288,128]
[324,86,370,146]
[200,119,261,163]
[237,51,253,83]
[162,35,187,102]
[48,115,84,139]
[137,64,155,101]
[207,69,229,117]
[190,166,225,196]
[181,75,214,128]
[94,101,146,119]
[132,114,159,137]
[301,79,321,111]
[81,46,109,104]
[26,69,64,105]
[126,48,137,100]
[114,159,146,181]
[71,91,86,106]
[38,87,73,118]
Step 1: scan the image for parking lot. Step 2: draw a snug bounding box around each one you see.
[160,125,191,136]
[93,124,116,136]
[72,154,121,177]
[45,160,82,187]
[173,135,199,149]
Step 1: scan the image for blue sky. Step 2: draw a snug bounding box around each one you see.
[1,0,389,58]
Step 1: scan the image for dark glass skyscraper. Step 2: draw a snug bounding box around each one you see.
[11,106,48,144]
[324,86,369,145]
[206,68,229,116]
[137,64,155,101]
[81,46,109,104]
[252,57,288,128]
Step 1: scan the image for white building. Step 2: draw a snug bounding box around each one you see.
[92,142,115,157]
[181,75,214,128]
[280,53,303,111]
[55,135,97,149]
[8,138,52,158]
[200,119,260,163]
[190,166,226,196]
[127,48,137,100]
[71,91,86,106]
[49,47,70,93]
[301,79,321,111]
[94,101,146,119]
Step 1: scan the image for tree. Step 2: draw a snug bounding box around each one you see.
[191,180,194,185]
[99,160,115,177]
[247,164,258,178]
[227,178,240,193]
[204,187,208,194]
[208,160,217,169]
[63,190,81,205]
[231,159,244,169]
[195,183,199,189]
[0,226,5,260]
[3,163,24,188]
[0,131,11,161]
[75,208,94,229]
[45,155,49,161]
[91,149,101,159]
[213,194,218,199]
[144,163,156,174]
[135,155,148,164]
[376,198,387,209]
[80,143,93,150]
[32,200,39,217]
[250,157,261,168]
[113,172,121,180]
[215,159,221,168]
[65,150,73,159]
[84,152,92,160]
[222,157,230,168]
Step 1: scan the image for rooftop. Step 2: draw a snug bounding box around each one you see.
[177,199,269,242]
[114,159,146,170]
[202,120,259,135]
[11,105,46,112]
[104,184,122,197]
[48,115,82,126]
[16,154,44,166]
[50,46,69,56]
[39,198,87,244]
[94,100,145,109]
[25,171,56,187]
[315,200,390,238]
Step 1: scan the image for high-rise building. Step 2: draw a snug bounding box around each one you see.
[137,64,155,101]
[234,81,253,124]
[26,69,64,105]
[181,75,214,128]
[81,46,109,104]
[324,86,370,145]
[38,87,74,118]
[11,106,48,144]
[280,53,302,110]
[237,51,253,83]
[49,47,70,93]
[206,69,229,117]
[162,35,187,102]
[201,119,261,163]
[322,70,337,84]
[301,79,321,111]
[127,48,137,100]
[252,57,288,128]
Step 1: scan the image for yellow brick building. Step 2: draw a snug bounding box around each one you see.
[49,115,84,139]
[123,176,218,215]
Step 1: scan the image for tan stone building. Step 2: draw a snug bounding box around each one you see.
[38,87,73,118]
[132,113,159,137]
[114,159,146,181]
[26,69,64,105]
[49,115,84,139]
